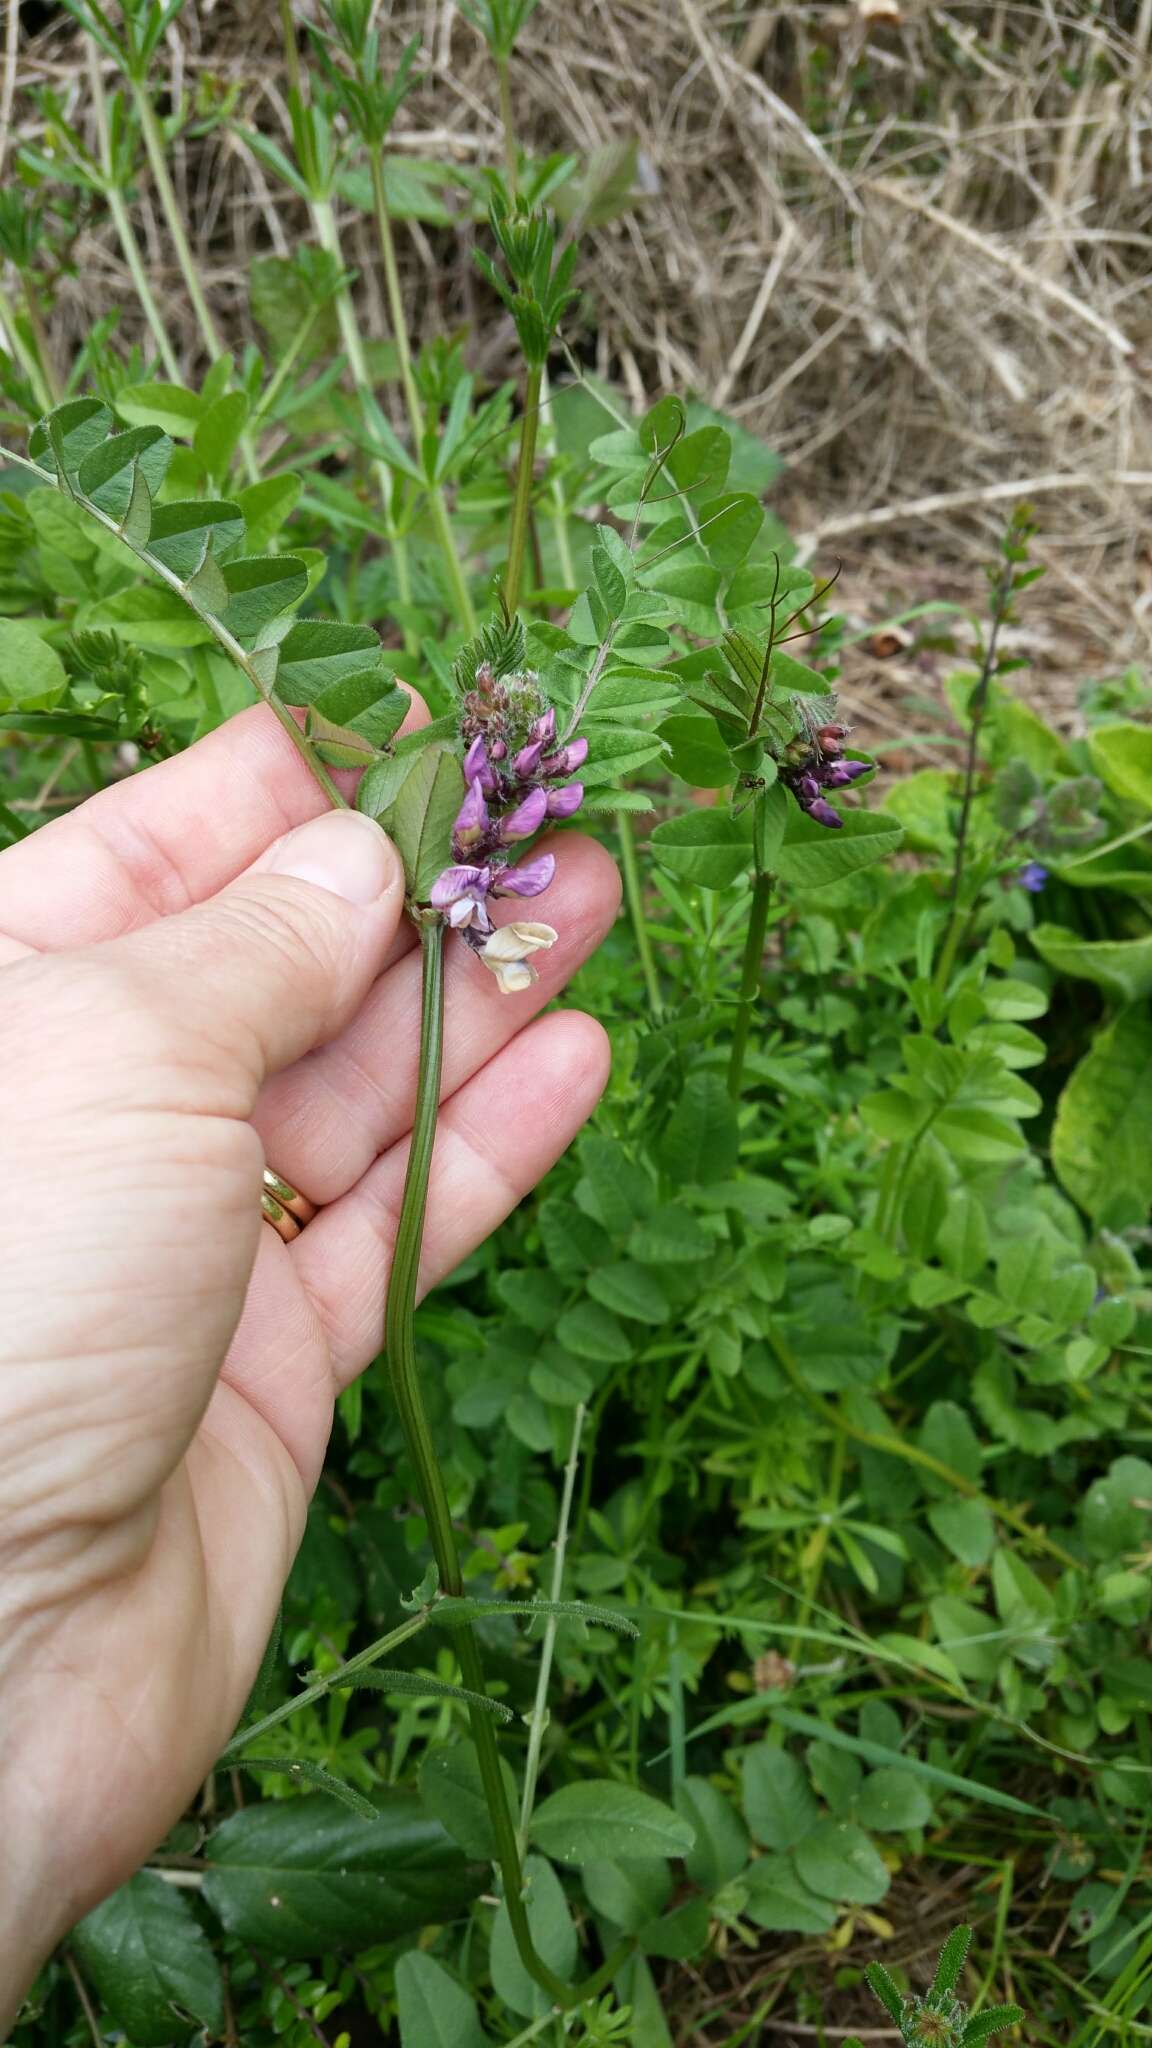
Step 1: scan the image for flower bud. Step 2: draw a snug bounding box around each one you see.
[452,778,489,851]
[531,708,557,746]
[825,759,869,787]
[495,853,556,897]
[499,786,548,841]
[512,739,545,779]
[463,735,497,792]
[541,736,588,778]
[546,782,584,820]
[808,796,844,829]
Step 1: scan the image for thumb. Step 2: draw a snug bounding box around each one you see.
[104,808,406,1107]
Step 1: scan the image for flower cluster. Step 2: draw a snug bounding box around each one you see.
[781,721,869,829]
[431,663,587,994]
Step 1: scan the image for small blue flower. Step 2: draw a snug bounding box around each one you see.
[1017,861,1049,893]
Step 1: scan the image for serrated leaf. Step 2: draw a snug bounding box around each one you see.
[73,1873,224,2046]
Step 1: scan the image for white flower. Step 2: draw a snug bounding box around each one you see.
[479,921,558,995]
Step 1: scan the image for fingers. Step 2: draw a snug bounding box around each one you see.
[293,1010,612,1386]
[251,833,621,1203]
[0,691,427,953]
[101,810,407,1112]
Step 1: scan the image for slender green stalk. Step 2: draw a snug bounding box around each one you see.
[367,152,476,633]
[934,563,1014,991]
[0,797,31,842]
[310,195,414,624]
[278,0,303,102]
[727,870,772,1099]
[617,812,662,1021]
[0,276,53,411]
[86,45,181,381]
[518,1404,585,1857]
[539,367,576,593]
[81,740,103,791]
[505,365,541,615]
[220,1613,429,1759]
[495,54,519,193]
[19,277,61,402]
[249,306,322,430]
[385,927,630,2010]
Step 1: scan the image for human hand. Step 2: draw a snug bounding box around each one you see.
[0,702,618,2017]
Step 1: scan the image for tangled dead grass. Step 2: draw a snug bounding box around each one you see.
[6,0,1152,707]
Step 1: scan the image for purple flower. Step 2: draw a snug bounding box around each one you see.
[797,773,821,804]
[541,737,588,778]
[453,777,489,851]
[500,786,549,841]
[1018,861,1049,893]
[463,735,497,793]
[531,708,557,746]
[808,797,844,829]
[825,760,870,788]
[495,852,556,897]
[546,782,584,821]
[430,863,495,929]
[512,739,545,779]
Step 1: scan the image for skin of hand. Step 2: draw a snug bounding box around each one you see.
[0,701,619,2022]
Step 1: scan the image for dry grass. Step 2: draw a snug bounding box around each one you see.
[5,0,1152,703]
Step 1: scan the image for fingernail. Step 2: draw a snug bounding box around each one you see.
[267,811,399,906]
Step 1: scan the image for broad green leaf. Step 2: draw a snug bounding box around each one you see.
[587,1261,670,1325]
[530,1781,694,1867]
[650,806,754,889]
[0,620,68,709]
[1082,1456,1152,1560]
[700,491,762,568]
[676,1776,750,1890]
[277,619,387,704]
[753,781,790,870]
[936,1191,989,1280]
[1052,1007,1152,1224]
[666,424,730,494]
[1032,923,1152,1004]
[583,1857,673,1933]
[592,537,628,620]
[919,1400,982,1486]
[368,742,463,899]
[396,1952,490,2048]
[223,555,309,637]
[147,498,245,578]
[660,1070,740,1183]
[659,713,731,787]
[73,1874,223,2045]
[769,647,833,697]
[639,1896,711,1960]
[77,425,172,520]
[557,1299,633,1363]
[194,391,250,485]
[419,1741,519,1861]
[237,472,303,549]
[629,1205,712,1264]
[29,397,113,476]
[742,1746,819,1851]
[1088,722,1152,810]
[774,806,904,888]
[309,671,408,752]
[202,1792,483,1955]
[854,1768,933,1833]
[793,1820,890,1904]
[929,1499,996,1566]
[741,1854,837,1933]
[114,381,204,437]
[86,585,213,648]
[490,1856,578,2020]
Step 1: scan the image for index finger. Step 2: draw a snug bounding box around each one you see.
[0,693,425,952]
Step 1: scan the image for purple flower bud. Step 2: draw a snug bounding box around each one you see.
[463,735,497,793]
[825,759,870,787]
[1017,861,1049,893]
[500,786,548,841]
[430,862,491,909]
[797,773,822,804]
[494,852,556,898]
[453,777,489,851]
[808,796,844,829]
[546,782,584,820]
[489,738,507,761]
[541,736,589,778]
[512,739,545,779]
[531,708,557,746]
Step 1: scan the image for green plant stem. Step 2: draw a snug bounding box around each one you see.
[617,811,662,1020]
[539,366,576,593]
[81,740,103,791]
[86,44,182,382]
[934,566,1013,991]
[0,797,30,841]
[505,365,541,615]
[249,306,321,430]
[727,869,772,1099]
[518,1403,585,1857]
[367,153,476,634]
[19,275,60,402]
[0,276,53,412]
[495,53,519,193]
[310,195,414,630]
[219,1614,429,1760]
[278,0,302,102]
[385,927,630,2011]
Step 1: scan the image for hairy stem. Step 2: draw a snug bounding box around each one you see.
[518,1404,586,1856]
[618,812,662,1020]
[220,1614,429,1759]
[727,870,772,1099]
[368,153,476,634]
[505,365,541,616]
[385,927,630,2010]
